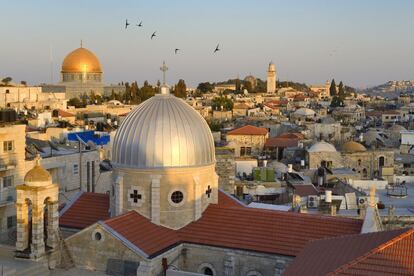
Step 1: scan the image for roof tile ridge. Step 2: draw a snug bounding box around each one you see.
[103,210,137,224]
[329,228,414,275]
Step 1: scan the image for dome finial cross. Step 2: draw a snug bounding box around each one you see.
[160,61,168,85]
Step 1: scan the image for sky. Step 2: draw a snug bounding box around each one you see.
[1,0,413,88]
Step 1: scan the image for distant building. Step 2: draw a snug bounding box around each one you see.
[226,125,269,157]
[267,62,277,93]
[59,43,104,99]
[244,75,257,89]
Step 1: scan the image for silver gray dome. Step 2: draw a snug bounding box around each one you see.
[112,94,215,169]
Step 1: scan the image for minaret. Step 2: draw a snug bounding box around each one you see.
[267,62,277,93]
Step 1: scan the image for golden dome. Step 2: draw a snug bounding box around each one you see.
[24,157,52,186]
[342,141,367,153]
[61,47,102,73]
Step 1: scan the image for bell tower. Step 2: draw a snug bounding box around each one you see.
[15,156,59,260]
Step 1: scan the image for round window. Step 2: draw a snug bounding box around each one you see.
[94,232,102,241]
[171,191,184,204]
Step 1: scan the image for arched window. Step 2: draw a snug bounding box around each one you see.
[358,159,362,166]
[362,168,368,178]
[379,156,385,167]
[197,263,216,276]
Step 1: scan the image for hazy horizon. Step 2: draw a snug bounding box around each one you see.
[1,0,414,89]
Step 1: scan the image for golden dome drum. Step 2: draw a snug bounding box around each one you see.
[61,47,102,73]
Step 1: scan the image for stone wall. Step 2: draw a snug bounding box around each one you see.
[215,148,235,194]
[226,134,268,157]
[180,243,292,276]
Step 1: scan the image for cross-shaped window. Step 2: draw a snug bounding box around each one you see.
[205,185,212,198]
[130,190,142,203]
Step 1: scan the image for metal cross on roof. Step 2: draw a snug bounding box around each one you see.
[160,61,168,85]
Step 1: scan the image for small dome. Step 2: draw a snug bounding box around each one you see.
[389,124,406,133]
[25,158,52,187]
[112,93,215,169]
[308,141,337,153]
[294,108,316,117]
[61,47,102,73]
[342,141,367,153]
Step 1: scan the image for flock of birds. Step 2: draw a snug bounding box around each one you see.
[124,19,221,54]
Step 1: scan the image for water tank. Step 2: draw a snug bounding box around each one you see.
[0,109,17,123]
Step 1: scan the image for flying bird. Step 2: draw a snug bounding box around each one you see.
[136,21,143,27]
[213,44,220,53]
[151,31,157,40]
[125,19,130,29]
[175,48,180,54]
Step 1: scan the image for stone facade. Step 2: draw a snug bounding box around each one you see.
[342,150,394,182]
[0,124,26,238]
[25,150,101,202]
[227,133,269,158]
[111,164,218,230]
[0,86,66,110]
[64,222,293,276]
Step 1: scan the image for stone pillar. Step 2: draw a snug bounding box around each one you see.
[47,201,59,249]
[224,255,235,276]
[194,177,201,221]
[136,260,155,276]
[115,174,124,216]
[30,204,45,259]
[151,175,161,225]
[15,202,29,251]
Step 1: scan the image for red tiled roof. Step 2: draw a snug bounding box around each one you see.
[60,192,110,229]
[282,228,414,276]
[54,109,75,118]
[265,137,299,148]
[277,132,305,139]
[101,191,362,258]
[292,184,319,197]
[227,125,268,136]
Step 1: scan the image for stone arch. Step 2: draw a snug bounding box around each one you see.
[197,263,217,275]
[246,271,263,276]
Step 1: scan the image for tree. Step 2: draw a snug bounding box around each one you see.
[330,95,344,108]
[139,81,156,101]
[338,81,345,96]
[197,82,214,93]
[329,79,337,96]
[1,77,12,85]
[235,78,241,92]
[20,81,27,86]
[67,97,84,108]
[212,96,233,111]
[174,79,187,98]
[243,81,253,93]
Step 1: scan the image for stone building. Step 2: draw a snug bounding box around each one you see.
[59,43,104,99]
[267,62,277,93]
[58,78,364,275]
[215,147,236,194]
[341,141,394,182]
[226,125,269,157]
[306,141,342,169]
[0,124,26,240]
[0,86,66,110]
